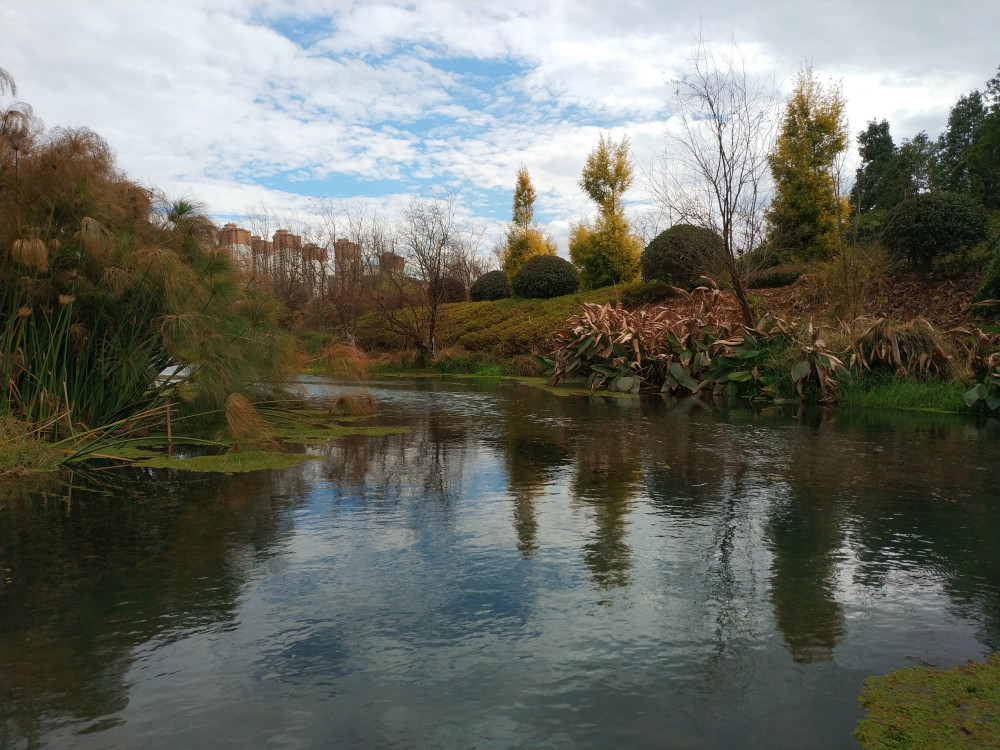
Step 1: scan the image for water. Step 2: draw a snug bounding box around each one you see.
[2,376,998,749]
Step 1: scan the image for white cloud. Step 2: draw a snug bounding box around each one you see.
[2,0,997,257]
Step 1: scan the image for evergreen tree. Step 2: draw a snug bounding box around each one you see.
[569,133,641,288]
[766,65,849,261]
[501,166,555,279]
[851,120,902,215]
[933,89,988,194]
[965,68,1000,210]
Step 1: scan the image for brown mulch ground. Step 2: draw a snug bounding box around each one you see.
[689,272,986,333]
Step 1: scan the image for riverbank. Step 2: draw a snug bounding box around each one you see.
[331,266,998,416]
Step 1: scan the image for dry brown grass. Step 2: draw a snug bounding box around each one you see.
[847,317,951,379]
[328,391,378,416]
[224,393,275,445]
[318,342,370,383]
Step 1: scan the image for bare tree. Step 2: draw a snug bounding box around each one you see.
[651,37,780,324]
[444,222,490,290]
[360,196,478,362]
[242,200,319,315]
[313,199,385,346]
[398,196,462,360]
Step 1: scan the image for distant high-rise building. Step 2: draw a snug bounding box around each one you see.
[250,235,273,256]
[272,229,302,252]
[302,243,328,263]
[219,222,251,247]
[333,238,362,263]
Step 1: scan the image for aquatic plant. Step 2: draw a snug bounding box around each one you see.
[1,71,297,462]
[855,653,1000,749]
[954,324,1000,413]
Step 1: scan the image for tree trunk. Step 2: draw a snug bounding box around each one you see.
[725,255,756,326]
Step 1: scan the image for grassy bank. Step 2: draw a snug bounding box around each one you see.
[350,287,993,416]
[837,375,969,412]
[354,286,622,359]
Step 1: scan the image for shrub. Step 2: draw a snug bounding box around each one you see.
[619,280,677,307]
[747,267,803,289]
[641,224,725,287]
[511,254,580,299]
[883,192,989,272]
[974,235,1000,314]
[469,270,512,302]
[502,227,557,279]
[568,216,642,290]
[436,275,467,303]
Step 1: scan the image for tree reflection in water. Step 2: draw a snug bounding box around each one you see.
[3,380,998,750]
[569,397,643,589]
[0,468,303,748]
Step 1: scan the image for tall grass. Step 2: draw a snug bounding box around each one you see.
[1,75,297,467]
[837,375,967,412]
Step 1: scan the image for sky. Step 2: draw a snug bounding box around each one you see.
[2,0,998,255]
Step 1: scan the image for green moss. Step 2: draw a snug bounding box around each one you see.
[856,653,1000,749]
[83,411,408,472]
[132,449,320,474]
[511,376,638,398]
[261,409,408,444]
[272,422,408,444]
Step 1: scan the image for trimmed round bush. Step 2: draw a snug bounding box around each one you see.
[469,270,512,301]
[641,224,725,287]
[511,254,579,299]
[884,192,989,272]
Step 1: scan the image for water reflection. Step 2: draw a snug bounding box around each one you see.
[570,398,643,588]
[2,379,999,750]
[496,386,573,556]
[0,468,304,748]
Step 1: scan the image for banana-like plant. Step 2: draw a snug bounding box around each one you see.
[535,284,774,398]
[955,324,1000,412]
[786,320,851,403]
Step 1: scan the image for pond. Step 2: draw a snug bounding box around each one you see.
[2,376,998,749]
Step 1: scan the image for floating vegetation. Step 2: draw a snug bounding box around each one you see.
[855,653,1000,749]
[131,449,319,474]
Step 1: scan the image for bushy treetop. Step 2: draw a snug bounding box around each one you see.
[641,224,724,287]
[511,254,579,299]
[883,192,989,272]
[469,270,512,301]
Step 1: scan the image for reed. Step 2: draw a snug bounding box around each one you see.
[1,71,297,469]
